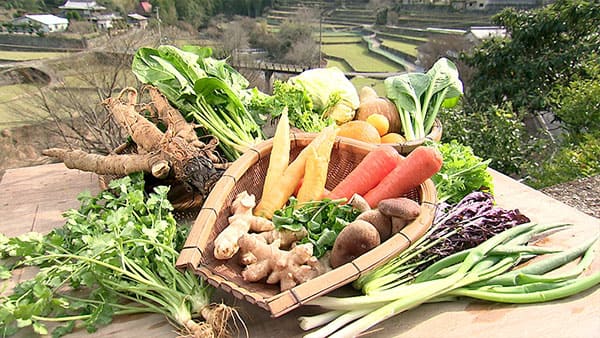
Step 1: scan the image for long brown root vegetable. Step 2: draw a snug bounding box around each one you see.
[41,148,166,176]
[144,86,209,152]
[104,87,164,153]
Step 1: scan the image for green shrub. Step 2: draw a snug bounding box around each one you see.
[550,60,600,143]
[523,131,600,189]
[439,102,530,176]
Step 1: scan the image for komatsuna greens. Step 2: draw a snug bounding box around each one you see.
[385,57,463,141]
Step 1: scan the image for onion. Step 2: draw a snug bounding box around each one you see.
[355,86,402,134]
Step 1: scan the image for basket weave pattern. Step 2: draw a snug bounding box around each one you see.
[176,132,437,317]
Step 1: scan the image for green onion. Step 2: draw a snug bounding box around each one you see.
[300,223,600,338]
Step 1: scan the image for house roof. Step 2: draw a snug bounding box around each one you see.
[22,14,69,26]
[59,0,106,10]
[91,13,123,21]
[127,13,148,21]
[139,1,152,14]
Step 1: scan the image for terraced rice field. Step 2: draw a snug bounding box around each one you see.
[0,51,68,61]
[380,39,420,57]
[321,43,402,73]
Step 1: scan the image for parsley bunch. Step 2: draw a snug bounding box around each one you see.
[0,173,223,337]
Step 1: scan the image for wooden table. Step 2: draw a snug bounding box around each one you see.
[2,163,599,337]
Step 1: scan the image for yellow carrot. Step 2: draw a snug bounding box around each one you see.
[296,127,337,203]
[255,125,335,219]
[261,108,290,199]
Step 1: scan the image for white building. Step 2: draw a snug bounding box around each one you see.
[12,14,69,33]
[90,13,123,30]
[466,26,507,42]
[59,0,106,16]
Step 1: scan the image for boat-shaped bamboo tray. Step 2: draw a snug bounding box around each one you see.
[176,132,437,317]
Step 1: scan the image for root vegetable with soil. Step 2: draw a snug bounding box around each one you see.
[42,86,225,205]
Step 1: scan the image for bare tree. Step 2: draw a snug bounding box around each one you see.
[222,17,250,57]
[417,34,475,87]
[283,36,319,67]
[18,29,161,155]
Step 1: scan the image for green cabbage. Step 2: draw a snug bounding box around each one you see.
[289,67,359,124]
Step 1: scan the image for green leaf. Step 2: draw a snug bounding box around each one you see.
[33,321,48,335]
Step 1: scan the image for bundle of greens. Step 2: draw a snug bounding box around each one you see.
[247,80,333,133]
[431,140,494,203]
[132,45,264,160]
[272,197,361,258]
[385,58,463,141]
[0,174,233,337]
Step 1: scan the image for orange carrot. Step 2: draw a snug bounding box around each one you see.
[327,145,402,201]
[364,146,443,208]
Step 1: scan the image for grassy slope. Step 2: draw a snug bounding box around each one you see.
[380,39,419,57]
[0,85,38,128]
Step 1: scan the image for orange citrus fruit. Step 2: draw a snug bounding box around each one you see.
[380,132,406,144]
[337,121,381,144]
[366,114,390,136]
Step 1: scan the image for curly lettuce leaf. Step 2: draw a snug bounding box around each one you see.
[431,140,494,204]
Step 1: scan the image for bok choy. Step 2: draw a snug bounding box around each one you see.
[385,57,463,141]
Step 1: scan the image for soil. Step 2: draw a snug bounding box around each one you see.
[540,175,600,219]
[1,124,598,219]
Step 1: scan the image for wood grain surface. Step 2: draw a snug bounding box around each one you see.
[1,164,598,338]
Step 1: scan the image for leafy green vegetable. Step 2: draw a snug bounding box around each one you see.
[431,140,494,203]
[385,58,463,141]
[132,45,263,160]
[0,174,225,337]
[289,67,359,125]
[272,198,361,258]
[248,80,333,132]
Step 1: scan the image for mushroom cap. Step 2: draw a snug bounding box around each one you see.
[329,220,381,268]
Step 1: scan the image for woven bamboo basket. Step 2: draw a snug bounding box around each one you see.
[98,142,207,223]
[390,119,443,155]
[176,132,437,317]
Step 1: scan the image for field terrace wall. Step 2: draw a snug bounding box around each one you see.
[0,34,87,52]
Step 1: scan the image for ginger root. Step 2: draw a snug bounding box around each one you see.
[238,233,322,291]
[259,228,308,249]
[213,191,274,260]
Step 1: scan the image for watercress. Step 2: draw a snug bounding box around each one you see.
[272,197,361,258]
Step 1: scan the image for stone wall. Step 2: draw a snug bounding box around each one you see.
[0,34,87,52]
